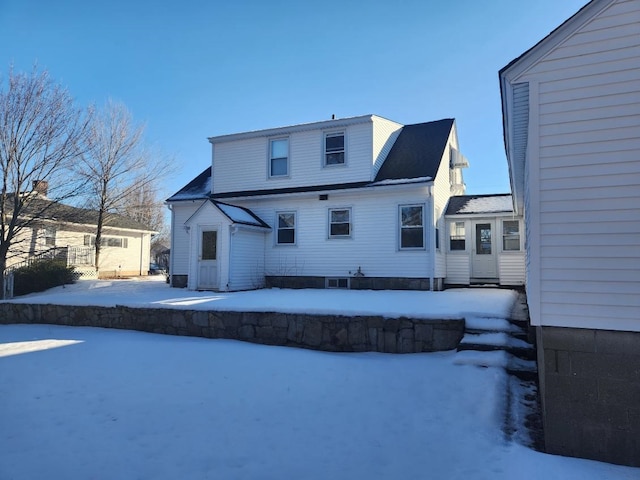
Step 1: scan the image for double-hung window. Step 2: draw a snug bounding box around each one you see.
[329,208,351,238]
[269,138,289,177]
[44,227,56,246]
[324,132,345,166]
[450,221,466,251]
[502,220,520,251]
[399,205,424,249]
[276,212,296,245]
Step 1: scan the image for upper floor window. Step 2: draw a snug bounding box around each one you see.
[269,138,289,177]
[324,132,345,166]
[399,205,424,249]
[276,212,296,245]
[329,208,351,238]
[450,221,465,251]
[503,220,520,251]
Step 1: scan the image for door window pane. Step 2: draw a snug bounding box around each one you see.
[476,224,492,255]
[202,231,217,260]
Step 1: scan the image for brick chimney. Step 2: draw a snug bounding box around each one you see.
[32,180,48,197]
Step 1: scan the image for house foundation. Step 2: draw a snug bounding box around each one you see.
[537,327,640,467]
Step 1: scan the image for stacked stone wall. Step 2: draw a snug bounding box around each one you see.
[0,303,463,353]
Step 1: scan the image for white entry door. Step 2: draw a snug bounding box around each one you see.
[198,229,218,289]
[471,221,497,279]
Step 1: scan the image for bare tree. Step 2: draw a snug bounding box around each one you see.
[0,66,89,298]
[114,176,170,249]
[77,100,166,273]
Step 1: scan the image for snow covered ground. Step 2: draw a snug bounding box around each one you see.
[1,280,638,478]
[6,277,517,319]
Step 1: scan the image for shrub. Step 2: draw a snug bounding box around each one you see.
[13,260,76,296]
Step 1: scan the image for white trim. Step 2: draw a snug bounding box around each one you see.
[323,130,347,168]
[208,114,377,144]
[327,207,352,239]
[275,210,297,246]
[527,79,542,326]
[398,203,426,251]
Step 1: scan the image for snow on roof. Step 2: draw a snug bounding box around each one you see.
[368,176,432,187]
[446,194,514,215]
[214,201,270,228]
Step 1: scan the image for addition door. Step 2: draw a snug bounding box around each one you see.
[471,221,497,279]
[197,228,218,290]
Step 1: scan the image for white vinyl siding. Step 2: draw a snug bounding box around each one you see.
[514,0,640,330]
[432,131,459,278]
[229,228,265,290]
[239,185,433,279]
[212,121,374,194]
[372,117,403,177]
[171,202,202,276]
[445,255,470,285]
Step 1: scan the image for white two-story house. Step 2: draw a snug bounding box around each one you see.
[167,114,491,291]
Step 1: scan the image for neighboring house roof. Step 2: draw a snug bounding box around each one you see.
[374,119,455,182]
[445,194,514,215]
[167,118,455,202]
[17,195,156,232]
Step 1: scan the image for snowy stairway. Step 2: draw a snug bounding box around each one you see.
[455,315,537,381]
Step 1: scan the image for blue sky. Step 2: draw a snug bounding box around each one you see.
[1,0,586,198]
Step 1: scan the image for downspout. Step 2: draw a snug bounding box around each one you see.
[140,232,144,276]
[168,203,174,287]
[429,185,435,291]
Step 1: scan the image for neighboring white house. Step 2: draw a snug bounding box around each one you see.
[444,194,525,287]
[500,0,640,467]
[169,115,489,291]
[7,182,155,278]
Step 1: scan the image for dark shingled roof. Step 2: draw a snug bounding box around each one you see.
[445,194,514,215]
[18,196,156,231]
[166,166,212,202]
[375,119,455,182]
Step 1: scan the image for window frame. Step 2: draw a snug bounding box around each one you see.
[275,211,296,246]
[502,219,521,252]
[326,277,349,289]
[268,137,289,178]
[83,235,128,249]
[449,221,466,251]
[44,226,56,246]
[328,207,352,239]
[399,204,425,250]
[323,131,346,167]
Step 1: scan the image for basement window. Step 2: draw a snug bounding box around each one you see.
[326,277,349,289]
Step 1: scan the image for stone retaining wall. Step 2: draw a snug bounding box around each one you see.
[0,303,464,353]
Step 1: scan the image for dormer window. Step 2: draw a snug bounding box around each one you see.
[269,138,289,177]
[324,132,345,166]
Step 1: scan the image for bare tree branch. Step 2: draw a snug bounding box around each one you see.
[76,100,170,272]
[0,65,90,298]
